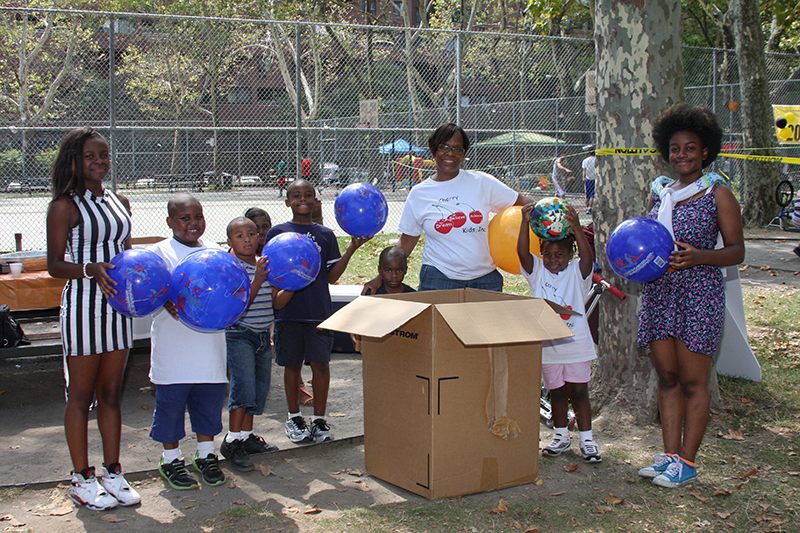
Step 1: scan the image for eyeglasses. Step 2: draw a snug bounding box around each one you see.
[437,144,465,156]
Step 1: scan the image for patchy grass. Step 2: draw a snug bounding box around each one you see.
[317,239,800,533]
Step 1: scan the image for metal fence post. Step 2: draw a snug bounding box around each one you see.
[109,14,117,190]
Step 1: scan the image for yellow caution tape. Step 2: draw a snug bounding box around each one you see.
[597,147,800,165]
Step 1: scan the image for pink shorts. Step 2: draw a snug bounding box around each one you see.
[542,361,592,390]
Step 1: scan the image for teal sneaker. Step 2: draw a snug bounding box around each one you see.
[638,453,676,479]
[652,457,697,488]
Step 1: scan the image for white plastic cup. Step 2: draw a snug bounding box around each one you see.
[9,263,23,277]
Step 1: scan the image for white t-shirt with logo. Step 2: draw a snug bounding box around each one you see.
[398,169,518,280]
[149,238,228,385]
[521,258,597,365]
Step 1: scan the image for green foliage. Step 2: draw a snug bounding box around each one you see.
[0,149,23,178]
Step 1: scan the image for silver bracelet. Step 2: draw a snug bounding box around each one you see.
[83,263,94,279]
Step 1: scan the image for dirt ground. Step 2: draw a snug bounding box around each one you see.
[1,231,798,532]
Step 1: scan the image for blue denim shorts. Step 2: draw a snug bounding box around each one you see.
[418,264,504,292]
[150,383,225,444]
[225,325,273,415]
[274,321,333,367]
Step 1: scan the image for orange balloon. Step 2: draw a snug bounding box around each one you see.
[728,101,738,112]
[488,206,541,275]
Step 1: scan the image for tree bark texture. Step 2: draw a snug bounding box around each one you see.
[592,0,683,425]
[730,0,780,227]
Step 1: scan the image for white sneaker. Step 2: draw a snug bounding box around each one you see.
[70,468,119,511]
[310,418,333,443]
[542,436,571,456]
[580,439,603,463]
[101,465,141,506]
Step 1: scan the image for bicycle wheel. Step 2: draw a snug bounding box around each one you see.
[776,179,794,208]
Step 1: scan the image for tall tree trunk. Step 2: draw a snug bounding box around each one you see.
[592,0,683,425]
[730,0,780,227]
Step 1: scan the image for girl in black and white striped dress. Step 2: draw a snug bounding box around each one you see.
[46,127,140,510]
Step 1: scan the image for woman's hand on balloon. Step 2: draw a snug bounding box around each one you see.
[91,262,119,297]
[669,241,700,270]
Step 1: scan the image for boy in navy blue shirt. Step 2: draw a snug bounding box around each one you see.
[266,179,369,444]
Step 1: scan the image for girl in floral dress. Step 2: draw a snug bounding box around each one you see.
[636,104,744,488]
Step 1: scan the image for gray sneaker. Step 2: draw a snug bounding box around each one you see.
[310,418,333,443]
[542,436,571,456]
[285,416,312,443]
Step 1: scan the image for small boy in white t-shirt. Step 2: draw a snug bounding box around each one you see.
[517,202,602,463]
[149,193,227,489]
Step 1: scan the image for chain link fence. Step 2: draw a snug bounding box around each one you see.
[1,8,799,251]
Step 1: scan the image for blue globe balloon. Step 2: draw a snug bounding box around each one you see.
[606,217,673,283]
[106,249,172,317]
[170,249,251,331]
[334,182,388,238]
[263,232,321,291]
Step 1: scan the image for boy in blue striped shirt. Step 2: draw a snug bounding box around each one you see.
[220,216,278,472]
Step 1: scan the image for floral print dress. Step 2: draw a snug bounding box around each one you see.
[637,184,724,356]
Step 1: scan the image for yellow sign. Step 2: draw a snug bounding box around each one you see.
[773,105,800,144]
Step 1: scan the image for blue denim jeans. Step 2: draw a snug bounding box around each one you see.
[418,264,504,292]
[225,325,272,415]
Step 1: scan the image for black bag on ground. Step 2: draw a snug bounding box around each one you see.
[0,304,30,348]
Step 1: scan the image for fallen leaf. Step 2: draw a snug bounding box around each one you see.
[716,511,733,519]
[535,479,544,486]
[605,496,624,505]
[232,500,246,506]
[228,482,237,489]
[345,468,364,476]
[141,405,149,410]
[690,490,710,503]
[180,505,195,510]
[329,412,346,417]
[722,429,745,441]
[563,464,579,472]
[713,488,731,496]
[739,264,750,270]
[488,499,509,514]
[741,467,758,480]
[100,514,126,523]
[595,505,613,514]
[259,464,275,476]
[760,265,771,271]
[550,491,566,497]
[523,527,542,533]
[304,508,322,515]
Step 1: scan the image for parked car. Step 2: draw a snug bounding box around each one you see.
[4,177,50,194]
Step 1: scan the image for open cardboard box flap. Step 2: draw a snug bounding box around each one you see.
[319,291,574,346]
[318,295,431,338]
[435,299,574,346]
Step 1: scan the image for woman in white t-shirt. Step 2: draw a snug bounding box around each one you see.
[365,123,533,292]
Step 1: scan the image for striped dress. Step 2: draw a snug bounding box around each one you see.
[60,188,133,356]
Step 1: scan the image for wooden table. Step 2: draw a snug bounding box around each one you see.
[0,271,66,311]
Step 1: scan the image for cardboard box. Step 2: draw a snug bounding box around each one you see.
[319,288,574,499]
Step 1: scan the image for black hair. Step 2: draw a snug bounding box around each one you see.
[51,126,105,200]
[245,207,271,227]
[653,103,723,167]
[167,193,201,217]
[428,123,470,155]
[378,246,408,269]
[540,234,576,256]
[286,178,313,195]
[226,216,255,237]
